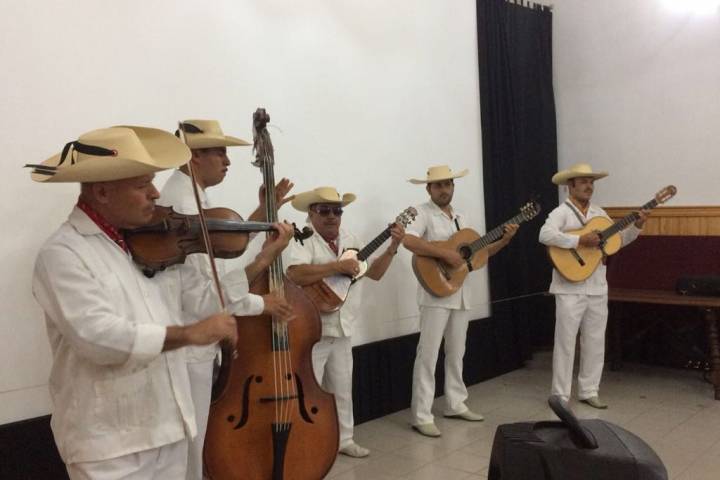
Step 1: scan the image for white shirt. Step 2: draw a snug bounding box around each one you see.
[158,169,264,362]
[538,200,641,295]
[284,226,363,337]
[405,200,472,310]
[32,207,260,464]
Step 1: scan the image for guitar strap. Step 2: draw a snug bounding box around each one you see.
[564,200,586,226]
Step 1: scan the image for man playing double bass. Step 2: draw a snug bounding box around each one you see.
[28,126,294,479]
[158,119,295,480]
[284,186,405,458]
[403,165,518,438]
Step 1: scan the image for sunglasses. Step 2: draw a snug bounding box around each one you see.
[311,205,344,217]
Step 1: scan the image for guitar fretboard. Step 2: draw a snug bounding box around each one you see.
[600,198,658,239]
[357,228,391,261]
[469,212,527,253]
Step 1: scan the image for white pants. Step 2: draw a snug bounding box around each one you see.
[312,336,355,448]
[411,306,470,425]
[66,439,187,480]
[552,294,608,401]
[186,359,214,480]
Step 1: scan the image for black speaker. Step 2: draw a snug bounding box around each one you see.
[488,396,667,480]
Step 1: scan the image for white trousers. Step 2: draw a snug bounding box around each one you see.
[66,439,187,480]
[312,336,355,448]
[411,306,470,425]
[186,358,214,480]
[552,294,608,401]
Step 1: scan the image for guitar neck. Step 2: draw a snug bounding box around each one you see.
[469,212,526,253]
[357,228,391,262]
[600,198,658,239]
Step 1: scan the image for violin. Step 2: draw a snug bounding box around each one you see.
[124,205,275,276]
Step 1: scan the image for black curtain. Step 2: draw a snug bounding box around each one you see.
[477,0,559,361]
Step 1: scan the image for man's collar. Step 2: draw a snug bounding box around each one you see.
[427,199,455,217]
[69,205,103,235]
[171,169,208,202]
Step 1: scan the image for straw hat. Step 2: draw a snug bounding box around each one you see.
[291,186,356,212]
[177,119,251,149]
[552,163,608,185]
[26,126,190,183]
[408,165,469,184]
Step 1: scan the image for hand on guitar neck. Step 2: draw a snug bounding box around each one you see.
[577,209,649,248]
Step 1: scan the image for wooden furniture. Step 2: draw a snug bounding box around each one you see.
[608,288,720,400]
[605,211,720,399]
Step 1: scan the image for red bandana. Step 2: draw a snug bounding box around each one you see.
[77,199,129,253]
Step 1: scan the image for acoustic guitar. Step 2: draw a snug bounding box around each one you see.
[302,207,418,313]
[547,185,677,282]
[412,200,541,297]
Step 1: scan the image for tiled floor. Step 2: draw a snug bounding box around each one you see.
[325,351,720,479]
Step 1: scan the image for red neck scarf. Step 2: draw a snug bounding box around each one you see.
[77,199,129,253]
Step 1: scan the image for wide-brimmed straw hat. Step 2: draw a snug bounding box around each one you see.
[177,119,251,149]
[291,186,356,212]
[552,163,608,185]
[408,165,469,184]
[26,126,190,183]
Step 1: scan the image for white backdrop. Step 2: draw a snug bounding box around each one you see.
[0,1,489,424]
[553,0,720,206]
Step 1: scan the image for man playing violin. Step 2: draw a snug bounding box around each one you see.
[284,187,405,458]
[539,163,648,409]
[158,119,296,479]
[403,165,518,438]
[28,126,294,479]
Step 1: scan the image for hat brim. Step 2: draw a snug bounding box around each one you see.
[408,169,469,184]
[552,171,608,185]
[292,192,356,212]
[186,134,251,149]
[32,126,190,183]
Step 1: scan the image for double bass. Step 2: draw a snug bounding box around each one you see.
[203,109,339,479]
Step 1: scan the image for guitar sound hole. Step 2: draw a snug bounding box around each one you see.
[459,246,472,260]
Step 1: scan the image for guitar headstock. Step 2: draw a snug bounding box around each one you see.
[395,207,418,227]
[519,199,541,222]
[655,185,677,204]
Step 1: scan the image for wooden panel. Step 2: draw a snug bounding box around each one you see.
[604,206,720,236]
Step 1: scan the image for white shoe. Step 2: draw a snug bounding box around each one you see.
[339,441,370,458]
[445,409,485,422]
[412,422,442,437]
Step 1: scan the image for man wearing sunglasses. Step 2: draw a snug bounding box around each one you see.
[404,165,518,438]
[285,187,405,458]
[158,119,296,480]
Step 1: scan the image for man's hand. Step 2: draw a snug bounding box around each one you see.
[502,224,519,242]
[579,231,602,247]
[262,292,295,322]
[259,178,295,209]
[336,257,361,276]
[388,223,405,251]
[634,208,650,228]
[262,221,295,254]
[185,312,237,347]
[443,249,465,269]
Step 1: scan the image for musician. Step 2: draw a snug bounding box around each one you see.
[403,165,518,438]
[28,126,294,479]
[539,163,648,409]
[158,119,294,480]
[284,187,405,458]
